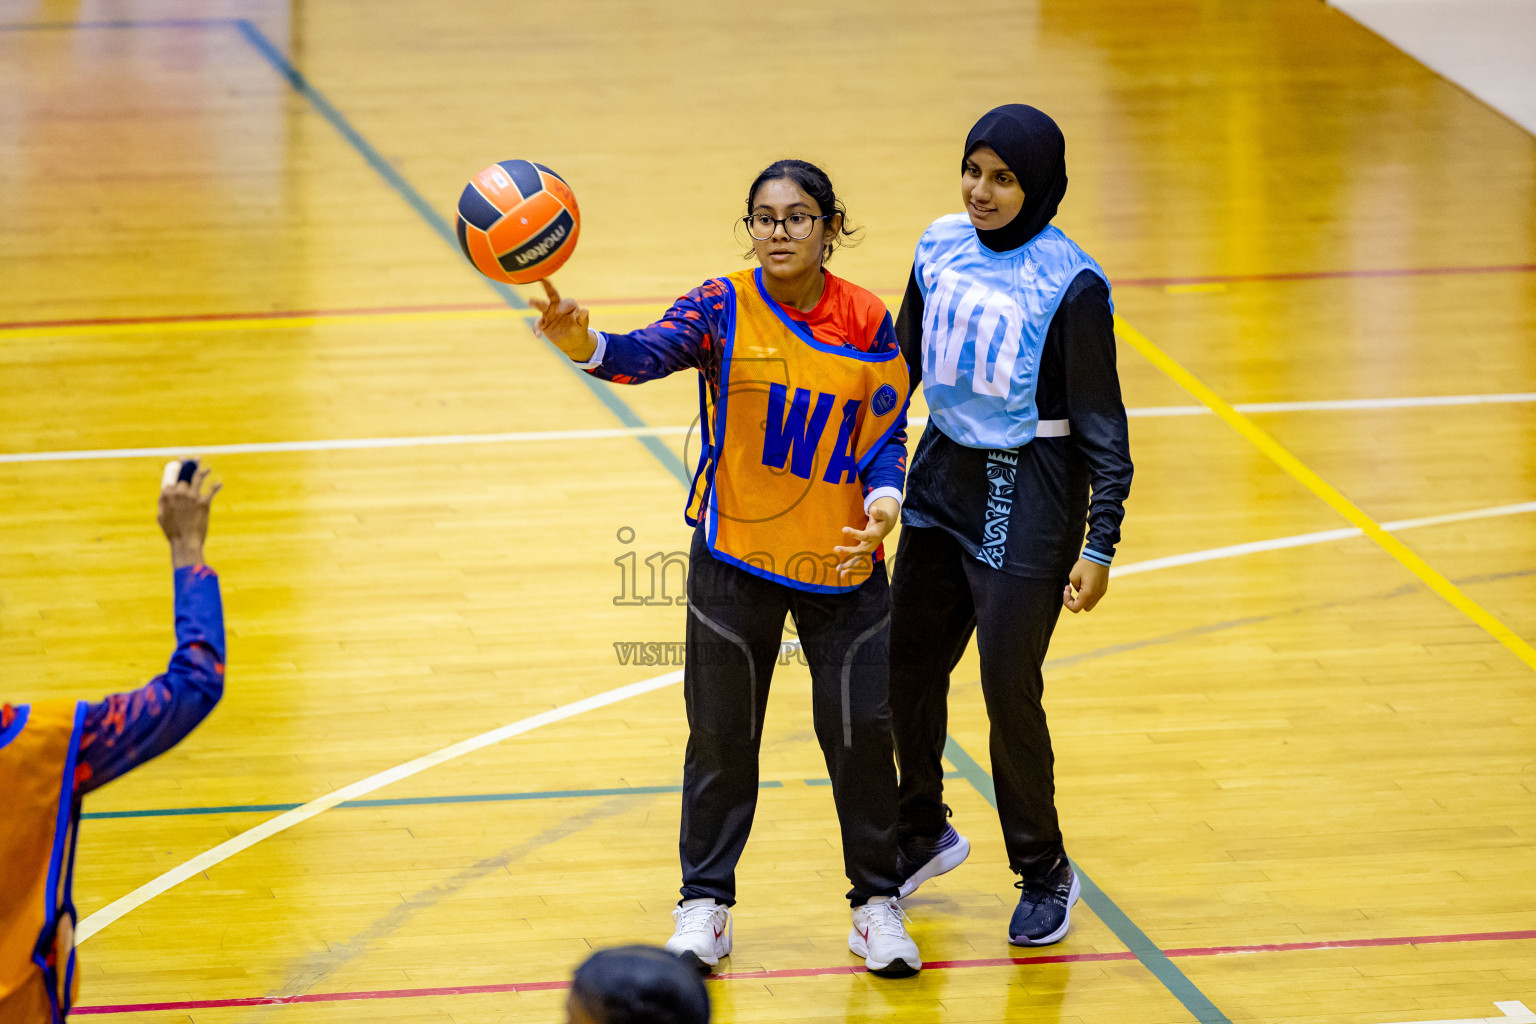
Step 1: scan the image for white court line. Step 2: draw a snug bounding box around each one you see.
[74,497,1536,943]
[1110,501,1536,578]
[3,393,1533,465]
[0,426,693,464]
[1375,1000,1534,1024]
[75,669,684,944]
[1232,393,1536,414]
[1110,527,1363,576]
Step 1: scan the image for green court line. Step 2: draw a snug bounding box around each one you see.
[82,781,778,820]
[230,18,692,487]
[943,736,1232,1024]
[86,773,967,820]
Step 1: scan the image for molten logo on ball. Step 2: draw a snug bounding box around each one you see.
[455,159,581,285]
[506,212,574,270]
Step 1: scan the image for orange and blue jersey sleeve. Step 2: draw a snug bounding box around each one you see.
[584,279,733,384]
[74,565,225,796]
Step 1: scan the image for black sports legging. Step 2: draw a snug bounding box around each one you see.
[889,523,1069,881]
[678,527,903,907]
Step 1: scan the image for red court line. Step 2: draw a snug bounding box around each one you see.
[711,950,1137,983]
[0,303,512,330]
[1163,928,1536,958]
[70,929,1536,1015]
[0,296,664,331]
[4,262,1534,333]
[0,297,679,332]
[1115,262,1536,288]
[71,980,572,1014]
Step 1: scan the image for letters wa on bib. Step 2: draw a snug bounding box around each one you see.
[584,266,910,593]
[690,269,908,592]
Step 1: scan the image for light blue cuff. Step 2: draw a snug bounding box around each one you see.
[1082,547,1114,567]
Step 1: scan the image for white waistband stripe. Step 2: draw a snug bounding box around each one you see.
[1036,419,1071,438]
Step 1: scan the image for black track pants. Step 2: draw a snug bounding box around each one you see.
[889,524,1068,881]
[679,528,902,906]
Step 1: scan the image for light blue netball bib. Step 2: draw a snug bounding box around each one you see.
[914,214,1111,450]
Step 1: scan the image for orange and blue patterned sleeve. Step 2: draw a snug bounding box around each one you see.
[74,565,225,795]
[585,279,732,384]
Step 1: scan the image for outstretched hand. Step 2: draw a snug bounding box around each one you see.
[834,496,901,578]
[529,279,597,362]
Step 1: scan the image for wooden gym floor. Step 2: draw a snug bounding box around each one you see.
[2,1,1534,1022]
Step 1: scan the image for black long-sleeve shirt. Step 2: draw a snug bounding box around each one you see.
[896,267,1133,580]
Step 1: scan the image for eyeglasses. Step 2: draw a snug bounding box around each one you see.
[743,212,830,241]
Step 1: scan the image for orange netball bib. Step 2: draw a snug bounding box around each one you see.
[690,269,908,593]
[0,700,86,1024]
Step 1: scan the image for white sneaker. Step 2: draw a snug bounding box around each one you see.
[664,898,732,972]
[849,896,922,977]
[898,823,971,898]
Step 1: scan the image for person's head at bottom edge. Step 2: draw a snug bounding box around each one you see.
[567,945,710,1024]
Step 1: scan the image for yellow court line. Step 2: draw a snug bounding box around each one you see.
[1114,314,1536,673]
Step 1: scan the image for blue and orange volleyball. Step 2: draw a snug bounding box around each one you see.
[455,159,580,284]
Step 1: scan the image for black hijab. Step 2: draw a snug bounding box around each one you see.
[964,104,1067,252]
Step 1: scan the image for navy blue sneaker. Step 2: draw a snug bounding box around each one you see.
[897,823,971,897]
[1008,867,1080,946]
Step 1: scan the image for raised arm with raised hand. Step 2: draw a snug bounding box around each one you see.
[73,463,227,795]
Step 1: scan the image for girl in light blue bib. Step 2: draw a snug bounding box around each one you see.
[885,104,1134,951]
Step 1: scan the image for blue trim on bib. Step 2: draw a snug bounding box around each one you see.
[46,702,85,921]
[751,269,901,363]
[705,279,741,551]
[34,701,86,1022]
[0,703,30,750]
[855,390,911,474]
[684,370,715,529]
[703,540,868,595]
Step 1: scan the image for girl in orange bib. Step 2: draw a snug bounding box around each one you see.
[1,465,224,1023]
[532,160,920,978]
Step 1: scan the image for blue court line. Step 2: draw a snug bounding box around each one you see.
[228,20,691,487]
[227,20,690,487]
[942,736,1232,1024]
[0,15,689,487]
